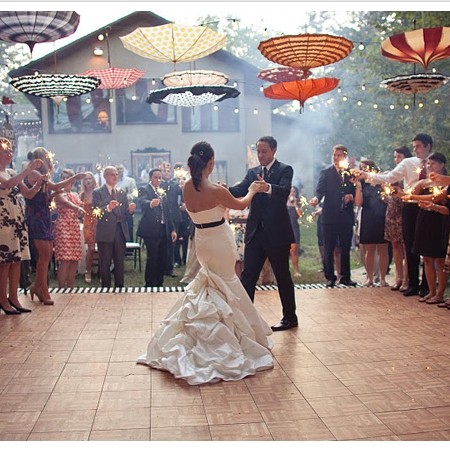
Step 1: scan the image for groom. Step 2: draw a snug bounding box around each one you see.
[229,136,297,331]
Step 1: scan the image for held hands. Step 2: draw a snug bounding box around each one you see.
[249,178,268,193]
[309,196,319,207]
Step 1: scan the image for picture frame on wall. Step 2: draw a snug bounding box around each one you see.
[131,148,171,184]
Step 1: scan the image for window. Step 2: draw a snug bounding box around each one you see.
[115,78,176,125]
[48,89,112,134]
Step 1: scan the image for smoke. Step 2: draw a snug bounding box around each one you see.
[273,105,335,198]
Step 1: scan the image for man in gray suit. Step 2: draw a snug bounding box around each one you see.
[92,166,136,288]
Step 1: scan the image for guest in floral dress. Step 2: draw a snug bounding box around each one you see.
[79,172,97,283]
[53,169,85,288]
[0,138,43,314]
[383,146,412,291]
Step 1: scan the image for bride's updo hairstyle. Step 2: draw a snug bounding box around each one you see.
[188,141,214,192]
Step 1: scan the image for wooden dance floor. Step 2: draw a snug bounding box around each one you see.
[0,283,449,441]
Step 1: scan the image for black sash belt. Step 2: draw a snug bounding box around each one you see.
[194,218,225,229]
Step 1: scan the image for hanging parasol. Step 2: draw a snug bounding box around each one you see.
[258,34,353,73]
[10,74,101,98]
[162,70,228,87]
[80,67,144,90]
[263,78,340,112]
[380,73,449,95]
[258,67,312,83]
[120,23,226,64]
[381,27,450,70]
[80,27,144,91]
[146,85,240,107]
[0,11,80,54]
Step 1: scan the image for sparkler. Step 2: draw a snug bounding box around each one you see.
[174,166,188,180]
[156,187,167,198]
[92,206,103,219]
[380,183,394,200]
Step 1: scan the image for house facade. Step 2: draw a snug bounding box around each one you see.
[9,11,280,186]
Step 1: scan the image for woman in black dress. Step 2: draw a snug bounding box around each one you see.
[407,152,450,304]
[354,160,389,286]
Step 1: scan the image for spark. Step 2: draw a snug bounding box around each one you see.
[92,207,103,219]
[156,187,167,198]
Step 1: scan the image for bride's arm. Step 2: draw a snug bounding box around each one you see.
[215,183,258,210]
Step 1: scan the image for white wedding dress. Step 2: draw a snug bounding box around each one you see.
[137,205,273,385]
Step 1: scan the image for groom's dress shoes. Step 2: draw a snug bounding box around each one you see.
[271,318,298,332]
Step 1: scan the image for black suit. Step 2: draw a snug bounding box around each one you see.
[315,165,355,282]
[229,160,297,323]
[161,178,182,274]
[137,184,175,287]
[92,185,130,288]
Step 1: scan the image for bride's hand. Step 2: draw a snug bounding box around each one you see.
[249,181,265,193]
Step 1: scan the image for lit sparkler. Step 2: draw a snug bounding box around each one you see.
[92,206,103,219]
[338,159,349,171]
[156,187,167,198]
[174,166,188,180]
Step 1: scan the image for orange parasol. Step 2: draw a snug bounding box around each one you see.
[258,34,353,73]
[263,78,340,112]
[381,27,450,70]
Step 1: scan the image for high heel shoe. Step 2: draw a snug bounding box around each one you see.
[0,303,21,315]
[30,286,54,306]
[8,299,31,313]
[390,281,402,291]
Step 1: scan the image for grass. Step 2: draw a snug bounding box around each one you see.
[45,214,363,288]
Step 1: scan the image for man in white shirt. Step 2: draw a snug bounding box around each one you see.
[358,133,433,297]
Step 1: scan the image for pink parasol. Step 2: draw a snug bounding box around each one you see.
[80,67,144,90]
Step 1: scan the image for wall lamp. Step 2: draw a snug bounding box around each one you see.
[93,47,104,56]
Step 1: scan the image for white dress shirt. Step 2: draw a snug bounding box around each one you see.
[261,159,276,195]
[365,156,423,192]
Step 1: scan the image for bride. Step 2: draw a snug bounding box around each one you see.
[137,141,274,385]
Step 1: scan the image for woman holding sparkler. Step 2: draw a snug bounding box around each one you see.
[354,160,389,287]
[404,152,450,305]
[79,172,98,283]
[25,148,85,305]
[53,169,85,288]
